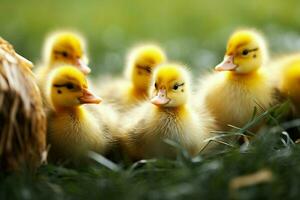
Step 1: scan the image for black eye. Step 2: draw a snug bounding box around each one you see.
[145,67,152,73]
[154,83,158,89]
[62,51,68,57]
[242,49,249,56]
[66,83,74,90]
[173,84,179,90]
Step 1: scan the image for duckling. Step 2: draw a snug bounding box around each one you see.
[97,44,167,111]
[36,31,90,93]
[276,55,300,115]
[46,66,117,164]
[123,63,215,160]
[197,29,275,132]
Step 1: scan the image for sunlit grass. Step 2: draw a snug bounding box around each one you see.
[0,102,300,199]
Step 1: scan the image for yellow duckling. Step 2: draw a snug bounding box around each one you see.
[123,63,215,160]
[98,44,167,111]
[277,55,300,115]
[36,31,90,92]
[198,29,275,131]
[46,66,116,163]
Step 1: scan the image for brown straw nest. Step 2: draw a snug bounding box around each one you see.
[0,37,47,171]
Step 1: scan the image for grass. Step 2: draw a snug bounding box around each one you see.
[1,102,300,200]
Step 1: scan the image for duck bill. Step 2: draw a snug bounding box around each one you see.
[151,89,170,106]
[215,55,237,71]
[77,59,91,75]
[78,88,102,104]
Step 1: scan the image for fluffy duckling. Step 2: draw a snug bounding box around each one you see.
[98,44,167,111]
[46,66,116,164]
[123,63,215,160]
[36,31,90,92]
[198,29,275,131]
[276,55,300,115]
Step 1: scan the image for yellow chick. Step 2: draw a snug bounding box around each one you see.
[123,63,215,160]
[98,44,167,111]
[277,55,300,115]
[36,31,90,93]
[46,66,116,164]
[198,29,275,131]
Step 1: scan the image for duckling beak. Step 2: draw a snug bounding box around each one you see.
[77,59,91,75]
[215,55,237,71]
[151,89,170,106]
[78,88,102,104]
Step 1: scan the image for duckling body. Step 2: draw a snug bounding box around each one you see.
[199,69,273,130]
[123,64,215,160]
[96,78,145,111]
[46,66,117,163]
[47,106,107,161]
[125,104,213,159]
[198,29,275,131]
[97,44,166,111]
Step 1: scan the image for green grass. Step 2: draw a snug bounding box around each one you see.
[1,103,300,200]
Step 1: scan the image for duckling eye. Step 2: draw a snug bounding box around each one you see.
[62,51,68,57]
[242,49,249,56]
[173,84,179,90]
[65,83,74,90]
[137,65,152,73]
[145,66,152,73]
[173,83,184,91]
[154,83,158,89]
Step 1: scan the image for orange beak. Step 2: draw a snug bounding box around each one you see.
[78,88,102,104]
[215,55,238,71]
[76,58,91,75]
[151,89,170,106]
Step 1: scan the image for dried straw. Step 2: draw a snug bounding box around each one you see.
[0,38,46,171]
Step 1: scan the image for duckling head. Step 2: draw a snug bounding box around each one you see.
[215,29,268,74]
[126,44,167,91]
[48,66,101,109]
[150,63,190,108]
[43,31,90,74]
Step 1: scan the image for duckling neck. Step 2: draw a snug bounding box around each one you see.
[226,69,261,80]
[53,106,85,118]
[154,105,188,117]
[47,60,67,69]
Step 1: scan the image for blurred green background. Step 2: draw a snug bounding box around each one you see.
[1,0,300,76]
